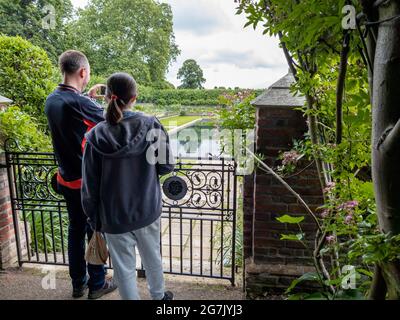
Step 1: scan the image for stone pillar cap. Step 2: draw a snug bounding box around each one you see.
[251,72,305,108]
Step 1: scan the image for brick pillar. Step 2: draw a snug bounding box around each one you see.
[244,104,324,298]
[243,173,255,261]
[0,153,18,269]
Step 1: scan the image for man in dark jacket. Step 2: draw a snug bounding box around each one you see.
[45,50,117,299]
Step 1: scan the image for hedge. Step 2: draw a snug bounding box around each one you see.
[137,87,264,106]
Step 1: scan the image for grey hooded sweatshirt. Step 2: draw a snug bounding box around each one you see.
[81,111,174,234]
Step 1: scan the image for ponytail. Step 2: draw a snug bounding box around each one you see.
[106,98,123,125]
[105,72,138,125]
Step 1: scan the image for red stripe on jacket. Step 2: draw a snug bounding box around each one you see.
[58,118,97,190]
[81,119,97,152]
[57,172,82,189]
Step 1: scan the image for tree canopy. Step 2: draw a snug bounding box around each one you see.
[68,0,179,85]
[0,0,74,63]
[177,59,206,89]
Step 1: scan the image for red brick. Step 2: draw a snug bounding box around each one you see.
[255,203,288,213]
[258,108,293,119]
[0,216,13,228]
[258,128,293,138]
[0,202,11,213]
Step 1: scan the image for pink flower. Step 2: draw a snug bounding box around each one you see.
[323,182,336,194]
[338,200,359,211]
[326,235,336,244]
[282,151,301,165]
[345,200,359,209]
[320,210,330,218]
[344,215,353,224]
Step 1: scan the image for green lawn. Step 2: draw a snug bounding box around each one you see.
[160,115,201,129]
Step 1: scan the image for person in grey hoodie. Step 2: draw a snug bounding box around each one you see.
[81,72,175,300]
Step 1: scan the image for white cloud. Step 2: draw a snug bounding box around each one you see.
[71,0,288,89]
[164,0,287,89]
[71,0,87,8]
[169,0,231,35]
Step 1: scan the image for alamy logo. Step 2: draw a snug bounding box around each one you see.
[42,4,56,30]
[341,265,357,290]
[41,267,57,290]
[342,5,356,30]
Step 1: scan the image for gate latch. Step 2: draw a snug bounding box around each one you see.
[0,163,10,169]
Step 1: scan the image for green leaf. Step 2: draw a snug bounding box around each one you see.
[243,21,252,28]
[280,233,305,241]
[276,214,305,224]
[357,268,374,278]
[335,289,365,300]
[286,293,307,300]
[285,272,320,294]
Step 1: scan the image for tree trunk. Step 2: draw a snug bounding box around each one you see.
[371,0,400,299]
[336,32,351,145]
[369,264,387,299]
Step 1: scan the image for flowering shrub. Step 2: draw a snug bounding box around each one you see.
[277,150,302,175]
[217,90,256,130]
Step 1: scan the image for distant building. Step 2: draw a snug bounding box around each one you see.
[0,95,13,111]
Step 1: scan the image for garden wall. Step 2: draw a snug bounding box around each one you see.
[0,154,17,269]
[0,154,28,269]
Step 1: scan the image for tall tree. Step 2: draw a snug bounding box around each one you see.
[361,0,400,300]
[177,59,206,89]
[0,0,73,63]
[69,0,179,86]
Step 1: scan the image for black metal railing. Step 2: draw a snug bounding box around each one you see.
[4,139,238,285]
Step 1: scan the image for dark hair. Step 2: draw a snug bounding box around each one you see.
[105,72,138,125]
[58,50,89,75]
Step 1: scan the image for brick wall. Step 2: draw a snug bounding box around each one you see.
[243,173,254,261]
[244,106,324,298]
[0,153,17,269]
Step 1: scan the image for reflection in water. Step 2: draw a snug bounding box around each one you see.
[169,124,225,158]
[168,121,255,175]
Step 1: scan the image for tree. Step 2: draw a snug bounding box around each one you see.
[0,0,74,63]
[69,0,179,86]
[177,59,206,89]
[360,0,400,300]
[0,35,57,126]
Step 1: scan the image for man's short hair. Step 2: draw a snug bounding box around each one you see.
[58,50,89,75]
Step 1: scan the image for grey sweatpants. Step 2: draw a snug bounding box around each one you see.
[105,218,165,300]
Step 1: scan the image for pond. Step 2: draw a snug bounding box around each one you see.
[169,119,226,158]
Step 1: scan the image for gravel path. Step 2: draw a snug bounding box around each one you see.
[0,266,244,300]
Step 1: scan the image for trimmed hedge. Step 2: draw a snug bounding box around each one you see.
[137,87,264,106]
[0,35,57,125]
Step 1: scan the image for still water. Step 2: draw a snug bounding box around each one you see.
[169,121,225,158]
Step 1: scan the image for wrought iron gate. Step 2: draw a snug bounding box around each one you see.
[4,139,238,285]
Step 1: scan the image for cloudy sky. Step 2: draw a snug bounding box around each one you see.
[71,0,288,89]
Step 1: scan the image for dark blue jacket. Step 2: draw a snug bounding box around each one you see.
[45,84,105,188]
[81,111,175,234]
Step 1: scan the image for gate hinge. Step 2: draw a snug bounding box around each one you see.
[0,163,10,169]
